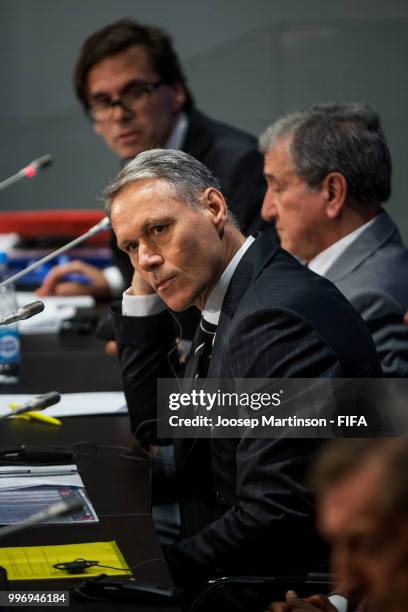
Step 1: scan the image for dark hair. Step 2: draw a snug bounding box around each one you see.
[259,102,392,206]
[74,18,194,111]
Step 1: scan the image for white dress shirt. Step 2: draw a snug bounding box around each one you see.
[308,217,377,276]
[328,595,348,612]
[122,236,255,326]
[202,236,255,325]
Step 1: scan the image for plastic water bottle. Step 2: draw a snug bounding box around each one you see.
[0,252,21,384]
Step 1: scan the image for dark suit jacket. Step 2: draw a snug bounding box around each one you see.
[182,109,268,235]
[324,211,408,376]
[112,234,382,587]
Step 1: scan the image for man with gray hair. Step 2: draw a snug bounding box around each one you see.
[107,148,381,591]
[259,102,408,377]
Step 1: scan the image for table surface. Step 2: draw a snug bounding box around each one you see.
[0,325,181,612]
[12,332,123,394]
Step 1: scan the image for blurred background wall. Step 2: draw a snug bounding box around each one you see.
[1,0,408,239]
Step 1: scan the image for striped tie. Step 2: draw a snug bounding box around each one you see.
[191,317,217,378]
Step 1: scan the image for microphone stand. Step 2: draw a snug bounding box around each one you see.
[0,155,52,192]
[0,217,111,289]
[0,497,83,539]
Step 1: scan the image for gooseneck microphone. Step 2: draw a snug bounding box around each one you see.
[0,300,45,325]
[0,217,111,289]
[0,496,83,539]
[0,390,61,420]
[0,154,53,192]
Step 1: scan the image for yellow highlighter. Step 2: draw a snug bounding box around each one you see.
[8,403,62,427]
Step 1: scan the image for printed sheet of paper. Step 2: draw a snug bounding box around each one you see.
[0,486,98,524]
[16,292,95,334]
[0,541,130,580]
[0,464,83,490]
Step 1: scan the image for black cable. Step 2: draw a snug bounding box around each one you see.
[96,557,163,571]
[67,440,149,463]
[131,419,172,465]
[126,311,186,465]
[166,309,184,392]
[187,574,332,612]
[68,441,132,455]
[54,557,164,575]
[187,577,276,612]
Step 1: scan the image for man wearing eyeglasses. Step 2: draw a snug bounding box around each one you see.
[38,19,269,305]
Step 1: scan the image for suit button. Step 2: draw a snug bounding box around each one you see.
[215,490,229,506]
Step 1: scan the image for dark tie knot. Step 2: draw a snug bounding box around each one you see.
[199,317,217,337]
[192,317,217,378]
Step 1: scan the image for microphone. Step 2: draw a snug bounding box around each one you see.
[23,154,53,177]
[0,390,61,420]
[0,496,83,539]
[0,217,111,289]
[0,154,53,192]
[0,300,45,325]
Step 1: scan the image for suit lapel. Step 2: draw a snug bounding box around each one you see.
[210,234,279,372]
[178,234,279,466]
[182,109,216,159]
[325,211,402,282]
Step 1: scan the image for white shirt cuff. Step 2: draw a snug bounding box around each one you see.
[122,287,167,317]
[103,266,125,298]
[328,595,348,612]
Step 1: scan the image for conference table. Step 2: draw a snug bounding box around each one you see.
[0,323,181,612]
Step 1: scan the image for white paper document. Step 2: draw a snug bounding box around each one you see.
[17,292,95,309]
[0,391,127,418]
[0,464,99,523]
[0,464,83,491]
[0,486,98,523]
[16,292,95,334]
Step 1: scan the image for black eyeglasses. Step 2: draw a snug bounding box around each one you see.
[88,80,165,121]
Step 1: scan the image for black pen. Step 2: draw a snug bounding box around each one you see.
[0,467,77,477]
[0,448,76,464]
